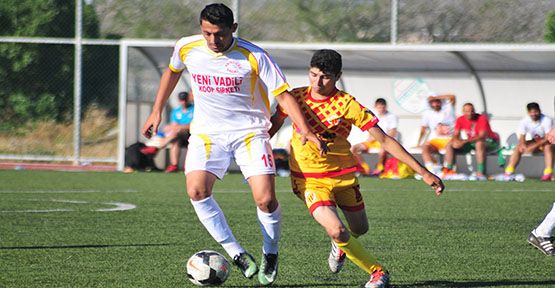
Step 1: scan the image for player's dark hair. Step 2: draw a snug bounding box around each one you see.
[200,3,234,28]
[526,102,540,111]
[463,102,474,109]
[375,98,387,106]
[310,49,342,76]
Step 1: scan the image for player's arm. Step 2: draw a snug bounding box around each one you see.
[428,94,456,106]
[142,68,182,138]
[269,107,287,138]
[275,91,328,155]
[368,126,444,196]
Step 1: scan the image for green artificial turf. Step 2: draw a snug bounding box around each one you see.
[0,170,553,287]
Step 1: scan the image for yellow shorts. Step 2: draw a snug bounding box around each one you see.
[291,174,364,214]
[428,138,450,151]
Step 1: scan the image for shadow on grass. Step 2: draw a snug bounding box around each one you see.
[0,243,176,250]
[225,284,357,287]
[394,279,555,287]
[225,276,359,287]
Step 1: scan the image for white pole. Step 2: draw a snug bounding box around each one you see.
[232,0,240,37]
[391,0,398,45]
[117,42,128,171]
[73,0,83,165]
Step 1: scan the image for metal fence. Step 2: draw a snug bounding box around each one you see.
[1,0,555,168]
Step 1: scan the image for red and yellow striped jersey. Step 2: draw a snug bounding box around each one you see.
[279,86,379,177]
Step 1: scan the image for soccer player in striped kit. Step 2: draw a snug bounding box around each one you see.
[270,49,444,288]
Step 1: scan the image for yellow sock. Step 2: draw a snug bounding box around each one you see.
[505,165,515,174]
[336,235,382,274]
[544,167,553,175]
[376,163,384,171]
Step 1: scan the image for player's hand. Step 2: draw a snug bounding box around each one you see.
[142,113,161,139]
[422,171,444,196]
[301,132,329,156]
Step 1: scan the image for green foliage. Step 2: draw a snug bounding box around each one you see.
[0,0,119,126]
[545,10,555,43]
[8,93,31,117]
[293,0,389,42]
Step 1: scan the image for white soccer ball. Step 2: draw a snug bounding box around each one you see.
[186,250,231,286]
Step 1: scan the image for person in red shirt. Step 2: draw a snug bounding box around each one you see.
[443,102,499,180]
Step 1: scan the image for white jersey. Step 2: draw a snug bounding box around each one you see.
[517,114,553,139]
[169,35,289,134]
[377,111,398,135]
[421,100,455,138]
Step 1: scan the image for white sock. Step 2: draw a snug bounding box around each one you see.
[257,204,282,255]
[424,162,434,170]
[534,202,555,238]
[191,196,244,258]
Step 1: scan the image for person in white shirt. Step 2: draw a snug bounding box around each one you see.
[141,4,325,285]
[351,98,398,176]
[416,94,456,171]
[504,102,553,181]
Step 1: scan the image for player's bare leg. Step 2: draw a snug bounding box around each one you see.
[312,206,387,287]
[422,143,440,172]
[248,174,280,285]
[474,140,487,179]
[542,143,553,181]
[187,171,257,278]
[326,208,369,273]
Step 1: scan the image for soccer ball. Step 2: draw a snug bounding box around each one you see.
[186,250,230,286]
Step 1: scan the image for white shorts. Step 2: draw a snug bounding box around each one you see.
[185,131,276,179]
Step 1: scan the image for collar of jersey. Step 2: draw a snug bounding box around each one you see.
[204,38,238,57]
[306,86,339,104]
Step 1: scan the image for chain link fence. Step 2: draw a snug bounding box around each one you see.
[1,0,555,167]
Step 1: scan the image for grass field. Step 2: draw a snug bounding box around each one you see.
[0,170,554,288]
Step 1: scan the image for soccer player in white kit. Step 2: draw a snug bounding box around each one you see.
[141,4,324,285]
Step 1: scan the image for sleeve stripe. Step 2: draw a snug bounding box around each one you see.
[272,83,290,97]
[360,117,379,131]
[168,64,184,73]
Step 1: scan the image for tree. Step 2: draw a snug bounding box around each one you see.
[545,10,555,42]
[397,0,554,43]
[0,0,119,127]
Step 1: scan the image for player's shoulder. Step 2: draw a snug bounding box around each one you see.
[175,35,205,49]
[236,38,267,55]
[385,111,399,120]
[541,113,553,123]
[289,86,309,97]
[336,90,357,103]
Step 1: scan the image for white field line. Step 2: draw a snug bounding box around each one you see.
[0,199,137,213]
[0,189,138,194]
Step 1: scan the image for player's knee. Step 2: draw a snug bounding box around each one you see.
[187,187,212,201]
[255,196,278,212]
[350,223,368,236]
[327,225,349,242]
